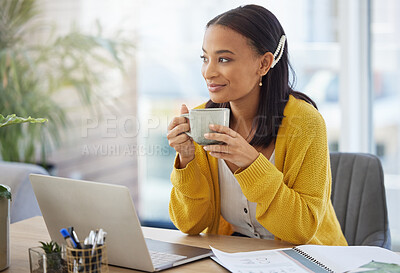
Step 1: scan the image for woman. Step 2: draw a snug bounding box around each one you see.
[167,4,347,246]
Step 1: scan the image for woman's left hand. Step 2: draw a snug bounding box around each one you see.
[203,124,259,169]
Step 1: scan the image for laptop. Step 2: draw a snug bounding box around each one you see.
[29,174,212,272]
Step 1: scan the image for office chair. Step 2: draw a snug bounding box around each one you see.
[330,152,391,249]
[0,161,48,223]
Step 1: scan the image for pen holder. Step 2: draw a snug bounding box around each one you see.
[66,244,109,273]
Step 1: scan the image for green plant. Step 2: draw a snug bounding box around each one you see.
[0,0,133,163]
[0,114,47,128]
[0,185,11,200]
[39,241,62,254]
[37,241,66,273]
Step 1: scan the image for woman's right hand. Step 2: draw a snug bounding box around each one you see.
[167,104,195,168]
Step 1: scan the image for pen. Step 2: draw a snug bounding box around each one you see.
[97,229,106,245]
[91,230,99,256]
[90,230,100,273]
[68,226,82,249]
[60,228,78,248]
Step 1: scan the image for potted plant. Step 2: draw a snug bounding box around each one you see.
[0,0,133,165]
[29,241,67,273]
[0,184,11,271]
[0,115,46,270]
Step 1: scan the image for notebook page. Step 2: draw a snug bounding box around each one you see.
[210,246,312,273]
[295,245,400,273]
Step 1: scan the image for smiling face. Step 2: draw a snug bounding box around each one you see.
[201,25,269,104]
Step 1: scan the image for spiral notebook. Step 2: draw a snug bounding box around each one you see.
[210,245,400,273]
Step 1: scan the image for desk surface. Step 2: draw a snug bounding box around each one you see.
[6,216,293,272]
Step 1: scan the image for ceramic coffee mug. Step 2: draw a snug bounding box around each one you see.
[181,108,230,145]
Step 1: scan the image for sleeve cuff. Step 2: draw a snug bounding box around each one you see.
[234,153,282,190]
[171,153,204,196]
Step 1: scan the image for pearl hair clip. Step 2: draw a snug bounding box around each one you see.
[270,35,286,68]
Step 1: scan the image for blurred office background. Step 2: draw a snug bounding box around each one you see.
[6,0,400,249]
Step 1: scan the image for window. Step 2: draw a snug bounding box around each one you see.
[372,0,400,173]
[372,0,400,250]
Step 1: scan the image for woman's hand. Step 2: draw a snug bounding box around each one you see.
[167,104,195,168]
[203,124,259,169]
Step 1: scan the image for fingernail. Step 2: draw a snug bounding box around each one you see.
[209,124,215,129]
[204,133,210,138]
[203,146,208,151]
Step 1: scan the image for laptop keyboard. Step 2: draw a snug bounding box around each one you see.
[149,250,187,267]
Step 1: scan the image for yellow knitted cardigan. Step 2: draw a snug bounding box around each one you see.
[169,95,347,246]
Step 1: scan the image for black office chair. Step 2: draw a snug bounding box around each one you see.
[330,152,391,249]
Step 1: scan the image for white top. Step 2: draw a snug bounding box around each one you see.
[218,150,275,239]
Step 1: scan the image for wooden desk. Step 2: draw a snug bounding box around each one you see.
[5,216,293,272]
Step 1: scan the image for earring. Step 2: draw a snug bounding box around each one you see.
[259,76,263,87]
